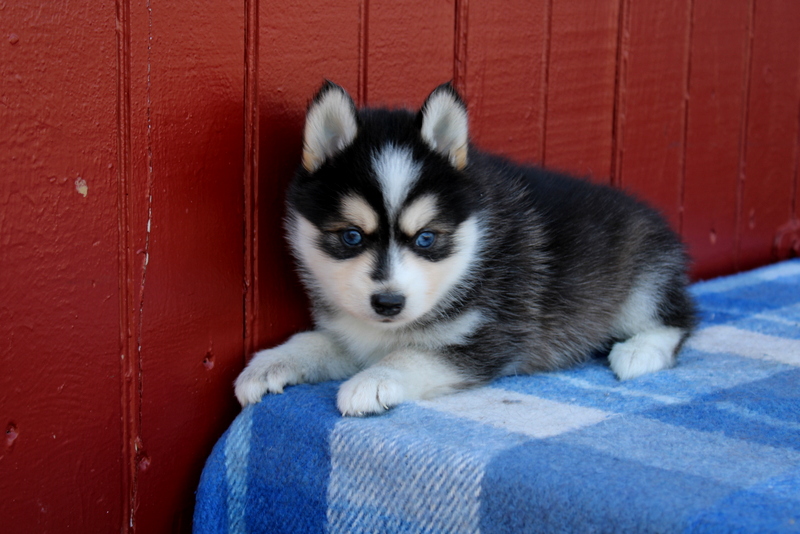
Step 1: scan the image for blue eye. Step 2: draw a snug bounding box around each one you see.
[415,231,436,248]
[341,228,363,247]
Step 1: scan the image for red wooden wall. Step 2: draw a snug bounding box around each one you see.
[2,1,799,532]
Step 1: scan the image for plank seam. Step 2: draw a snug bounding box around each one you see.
[679,0,696,237]
[358,0,369,106]
[453,0,469,95]
[610,0,629,188]
[540,0,554,165]
[127,2,156,527]
[735,0,756,272]
[243,0,259,358]
[791,80,800,223]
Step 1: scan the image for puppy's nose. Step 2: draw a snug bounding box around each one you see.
[371,293,405,317]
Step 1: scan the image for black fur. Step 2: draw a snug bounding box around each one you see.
[234,82,700,415]
[291,82,696,385]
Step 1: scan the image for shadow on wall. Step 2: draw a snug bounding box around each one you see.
[256,100,313,350]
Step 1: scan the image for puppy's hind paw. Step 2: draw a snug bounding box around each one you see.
[608,327,684,380]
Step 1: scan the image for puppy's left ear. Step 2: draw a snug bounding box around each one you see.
[419,83,469,170]
[302,81,358,172]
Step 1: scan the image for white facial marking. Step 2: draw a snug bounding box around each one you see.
[291,215,377,322]
[398,195,439,236]
[382,243,426,318]
[341,195,379,234]
[372,145,421,217]
[289,209,483,329]
[384,216,482,325]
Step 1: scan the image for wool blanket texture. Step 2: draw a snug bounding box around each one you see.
[195,259,800,533]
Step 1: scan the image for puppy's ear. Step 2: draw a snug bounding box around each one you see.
[302,81,358,172]
[419,83,469,170]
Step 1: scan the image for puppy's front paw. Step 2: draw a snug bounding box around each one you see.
[234,350,303,406]
[337,367,406,416]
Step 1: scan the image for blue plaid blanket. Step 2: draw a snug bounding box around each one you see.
[195,259,800,533]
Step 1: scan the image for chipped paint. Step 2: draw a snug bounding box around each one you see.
[75,177,88,197]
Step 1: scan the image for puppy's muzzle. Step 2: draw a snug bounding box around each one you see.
[371,293,405,317]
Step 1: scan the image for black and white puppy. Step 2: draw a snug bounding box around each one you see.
[234,82,696,416]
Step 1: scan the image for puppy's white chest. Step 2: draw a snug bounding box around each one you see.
[322,308,486,367]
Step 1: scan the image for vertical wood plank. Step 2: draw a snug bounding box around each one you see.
[682,0,751,279]
[0,1,123,530]
[614,0,691,229]
[130,0,246,530]
[738,0,800,271]
[366,0,455,107]
[544,0,620,181]
[256,1,361,349]
[463,0,549,163]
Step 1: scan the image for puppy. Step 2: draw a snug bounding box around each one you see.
[234,82,696,416]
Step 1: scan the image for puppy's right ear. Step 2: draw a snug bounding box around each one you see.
[419,83,469,170]
[302,81,358,172]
